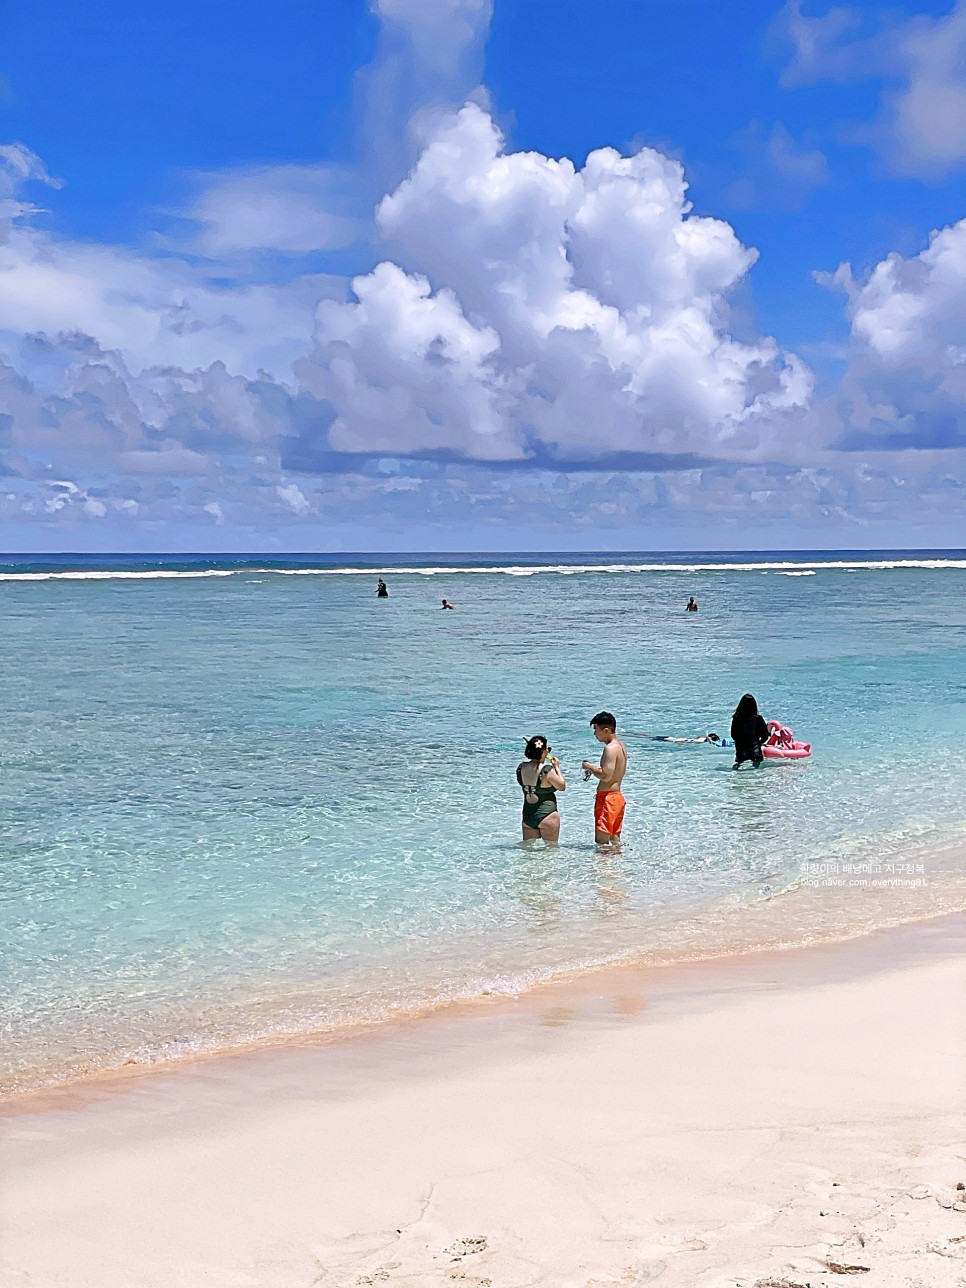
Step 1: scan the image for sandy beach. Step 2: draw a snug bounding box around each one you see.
[2,913,964,1288]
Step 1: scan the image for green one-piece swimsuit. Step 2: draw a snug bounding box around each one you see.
[516,762,558,830]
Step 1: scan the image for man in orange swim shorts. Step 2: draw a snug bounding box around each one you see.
[582,711,628,844]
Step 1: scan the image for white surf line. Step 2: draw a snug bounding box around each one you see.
[1,558,965,582]
[0,569,240,581]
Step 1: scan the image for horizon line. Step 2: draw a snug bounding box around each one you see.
[2,546,966,558]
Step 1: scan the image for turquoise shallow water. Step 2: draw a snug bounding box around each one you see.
[3,552,966,1093]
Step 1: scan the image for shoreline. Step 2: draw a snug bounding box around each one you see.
[6,842,966,1104]
[6,904,965,1114]
[3,912,965,1286]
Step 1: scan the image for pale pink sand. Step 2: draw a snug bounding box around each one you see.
[1,916,964,1288]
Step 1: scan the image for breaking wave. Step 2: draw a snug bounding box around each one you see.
[1,558,965,583]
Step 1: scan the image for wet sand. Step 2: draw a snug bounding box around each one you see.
[1,913,964,1287]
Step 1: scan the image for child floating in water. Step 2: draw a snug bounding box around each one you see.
[628,732,722,745]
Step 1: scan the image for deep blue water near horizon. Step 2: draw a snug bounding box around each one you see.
[1,547,965,574]
[2,549,966,1093]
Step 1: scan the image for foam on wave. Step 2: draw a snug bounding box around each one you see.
[0,570,240,581]
[1,558,965,583]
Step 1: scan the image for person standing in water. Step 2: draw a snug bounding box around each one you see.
[582,711,627,844]
[730,693,770,768]
[686,596,698,612]
[516,736,566,843]
[376,579,388,598]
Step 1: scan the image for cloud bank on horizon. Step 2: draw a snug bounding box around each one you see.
[0,0,964,548]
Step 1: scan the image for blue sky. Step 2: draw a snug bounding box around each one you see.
[1,0,966,549]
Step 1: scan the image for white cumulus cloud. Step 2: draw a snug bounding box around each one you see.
[293,104,811,468]
[359,0,494,183]
[822,217,966,448]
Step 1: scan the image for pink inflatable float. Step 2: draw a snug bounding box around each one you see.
[763,721,812,761]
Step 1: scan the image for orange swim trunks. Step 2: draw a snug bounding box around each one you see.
[593,790,626,837]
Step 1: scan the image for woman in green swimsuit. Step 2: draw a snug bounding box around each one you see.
[516,735,566,842]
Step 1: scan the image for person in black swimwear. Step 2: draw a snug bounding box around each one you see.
[516,735,566,842]
[686,596,698,612]
[376,579,388,598]
[730,693,769,768]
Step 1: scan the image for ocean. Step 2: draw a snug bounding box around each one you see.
[3,550,966,1095]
